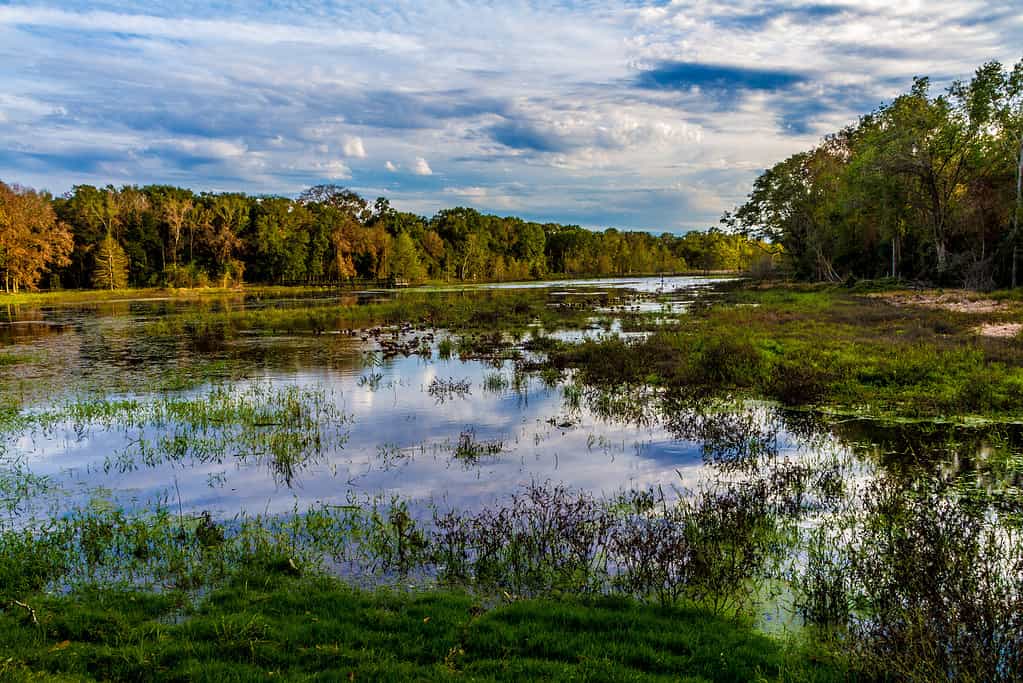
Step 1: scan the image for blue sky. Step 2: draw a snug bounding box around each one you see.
[0,1,1020,232]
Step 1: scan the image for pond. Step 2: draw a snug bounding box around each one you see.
[2,275,1019,525]
[3,276,768,522]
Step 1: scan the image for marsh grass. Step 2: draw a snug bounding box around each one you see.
[0,565,849,682]
[549,286,1023,421]
[2,409,1019,680]
[481,371,509,393]
[141,289,601,342]
[5,382,351,488]
[793,475,1023,682]
[428,377,472,403]
[451,429,505,464]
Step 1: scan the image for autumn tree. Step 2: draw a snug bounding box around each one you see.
[0,182,73,292]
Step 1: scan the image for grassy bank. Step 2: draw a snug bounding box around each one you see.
[549,283,1023,422]
[0,563,845,682]
[0,284,334,308]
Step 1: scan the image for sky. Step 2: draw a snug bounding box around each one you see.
[0,1,1020,233]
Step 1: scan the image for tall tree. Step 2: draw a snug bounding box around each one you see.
[92,232,130,290]
[161,194,193,270]
[385,232,426,283]
[0,182,73,292]
[250,197,310,283]
[203,194,248,287]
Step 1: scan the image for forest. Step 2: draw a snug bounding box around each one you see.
[0,182,767,293]
[728,58,1023,288]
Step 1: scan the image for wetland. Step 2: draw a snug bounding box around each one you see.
[1,276,1022,681]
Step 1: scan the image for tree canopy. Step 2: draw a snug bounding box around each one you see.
[0,182,72,293]
[0,182,768,291]
[728,57,1023,287]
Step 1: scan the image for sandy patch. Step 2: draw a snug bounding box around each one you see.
[974,323,1023,338]
[872,291,1011,314]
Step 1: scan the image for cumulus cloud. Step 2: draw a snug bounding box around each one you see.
[385,160,398,172]
[311,159,352,180]
[413,156,433,176]
[342,136,367,158]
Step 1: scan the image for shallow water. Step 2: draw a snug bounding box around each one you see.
[0,275,1017,527]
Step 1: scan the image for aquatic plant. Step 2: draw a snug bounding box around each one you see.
[428,377,471,403]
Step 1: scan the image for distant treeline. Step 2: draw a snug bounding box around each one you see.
[0,182,773,292]
[728,58,1023,288]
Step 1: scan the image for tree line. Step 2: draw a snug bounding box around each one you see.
[0,182,771,292]
[727,58,1023,288]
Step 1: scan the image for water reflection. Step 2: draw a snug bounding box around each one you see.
[1,276,1018,528]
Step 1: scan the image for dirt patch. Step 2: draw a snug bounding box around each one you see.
[974,323,1023,338]
[872,291,1011,314]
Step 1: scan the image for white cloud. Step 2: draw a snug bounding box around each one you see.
[444,185,522,210]
[385,161,398,172]
[0,6,422,53]
[311,159,352,180]
[342,136,367,158]
[413,156,433,176]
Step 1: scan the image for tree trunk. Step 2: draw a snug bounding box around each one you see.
[1010,139,1018,288]
[1013,244,1018,290]
[935,239,948,274]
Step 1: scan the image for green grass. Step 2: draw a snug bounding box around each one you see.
[0,566,849,682]
[140,288,628,340]
[550,284,1023,421]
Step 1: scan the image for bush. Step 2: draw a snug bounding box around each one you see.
[769,356,837,405]
[686,333,767,389]
[795,477,1023,682]
[164,263,211,288]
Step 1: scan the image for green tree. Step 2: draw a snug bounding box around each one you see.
[92,232,129,290]
[203,194,248,287]
[386,232,427,283]
[250,197,310,283]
